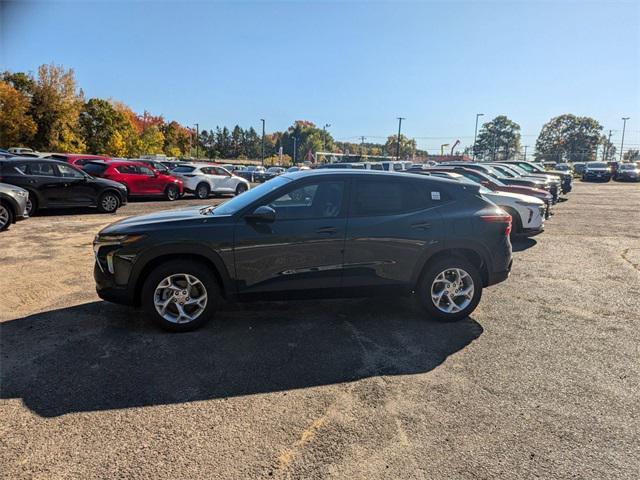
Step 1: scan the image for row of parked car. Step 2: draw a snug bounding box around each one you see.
[553,160,640,182]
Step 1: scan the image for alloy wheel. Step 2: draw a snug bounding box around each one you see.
[430,268,474,314]
[101,194,118,212]
[153,273,208,324]
[0,205,9,230]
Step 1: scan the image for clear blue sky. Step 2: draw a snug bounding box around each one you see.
[2,0,639,152]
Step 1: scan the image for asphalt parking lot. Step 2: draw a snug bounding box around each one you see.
[1,182,639,479]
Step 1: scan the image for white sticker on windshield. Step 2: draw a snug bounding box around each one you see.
[431,191,441,200]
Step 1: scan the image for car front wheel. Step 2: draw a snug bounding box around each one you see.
[165,184,180,201]
[235,183,248,195]
[417,257,482,322]
[141,260,220,332]
[97,191,120,213]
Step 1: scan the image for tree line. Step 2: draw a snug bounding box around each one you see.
[1,64,637,163]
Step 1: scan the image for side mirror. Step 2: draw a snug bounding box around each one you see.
[246,205,276,223]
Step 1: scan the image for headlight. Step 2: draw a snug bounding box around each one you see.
[93,234,145,273]
[11,189,28,197]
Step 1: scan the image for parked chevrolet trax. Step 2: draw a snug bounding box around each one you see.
[94,170,513,331]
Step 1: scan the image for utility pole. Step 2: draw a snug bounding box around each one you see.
[292,136,297,165]
[260,119,265,166]
[360,136,366,156]
[523,145,528,161]
[602,129,612,161]
[193,123,199,159]
[492,135,497,161]
[396,117,405,160]
[473,113,484,160]
[620,117,630,161]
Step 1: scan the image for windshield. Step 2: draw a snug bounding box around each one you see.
[212,176,291,215]
[455,175,492,194]
[588,162,608,169]
[503,164,529,176]
[620,164,637,170]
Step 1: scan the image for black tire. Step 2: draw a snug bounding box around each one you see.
[141,260,221,332]
[97,191,120,213]
[26,193,37,216]
[0,201,14,232]
[235,183,248,196]
[416,256,483,322]
[165,184,180,201]
[195,183,210,200]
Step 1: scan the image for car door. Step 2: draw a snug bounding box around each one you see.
[137,165,163,194]
[28,161,68,205]
[233,178,348,296]
[342,177,443,290]
[201,167,226,193]
[213,167,236,192]
[55,163,95,205]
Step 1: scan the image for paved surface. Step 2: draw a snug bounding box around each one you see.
[1,182,639,479]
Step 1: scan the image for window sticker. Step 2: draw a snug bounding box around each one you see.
[431,191,441,201]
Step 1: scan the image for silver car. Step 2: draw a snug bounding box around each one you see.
[0,182,29,231]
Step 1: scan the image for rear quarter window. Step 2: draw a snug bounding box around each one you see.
[173,166,196,173]
[350,179,441,216]
[83,163,108,176]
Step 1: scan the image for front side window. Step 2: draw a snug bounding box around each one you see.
[139,166,155,176]
[57,163,85,178]
[270,181,345,220]
[117,165,137,175]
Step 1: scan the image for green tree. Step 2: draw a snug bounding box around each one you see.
[139,126,165,155]
[535,114,602,162]
[600,134,617,161]
[162,121,191,157]
[30,64,85,152]
[80,98,133,154]
[384,134,416,159]
[623,149,639,162]
[1,71,35,97]
[0,81,37,147]
[474,115,521,161]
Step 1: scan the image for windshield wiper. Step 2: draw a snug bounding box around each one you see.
[199,205,217,215]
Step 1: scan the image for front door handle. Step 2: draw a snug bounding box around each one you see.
[411,222,432,230]
[316,226,337,235]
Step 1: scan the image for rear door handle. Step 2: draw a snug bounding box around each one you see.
[411,222,432,230]
[316,226,337,235]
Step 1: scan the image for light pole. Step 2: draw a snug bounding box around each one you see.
[193,123,199,159]
[292,136,298,165]
[473,113,484,160]
[260,119,265,166]
[396,117,405,160]
[620,117,630,161]
[523,145,529,161]
[323,123,331,152]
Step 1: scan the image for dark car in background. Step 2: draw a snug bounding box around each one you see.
[613,163,640,182]
[582,162,612,182]
[0,157,128,215]
[0,182,29,231]
[501,161,572,193]
[572,162,587,177]
[440,162,553,194]
[94,170,513,331]
[46,153,112,167]
[254,166,286,182]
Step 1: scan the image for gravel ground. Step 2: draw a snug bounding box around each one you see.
[1,182,639,479]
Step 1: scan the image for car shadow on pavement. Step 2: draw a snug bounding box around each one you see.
[511,238,537,252]
[1,298,483,418]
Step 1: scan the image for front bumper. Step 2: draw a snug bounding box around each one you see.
[94,262,136,305]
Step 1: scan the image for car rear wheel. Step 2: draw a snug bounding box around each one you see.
[195,183,210,199]
[417,257,482,322]
[235,183,248,195]
[141,260,220,332]
[97,191,120,213]
[165,184,180,201]
[0,202,13,231]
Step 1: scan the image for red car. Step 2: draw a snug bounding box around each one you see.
[83,160,183,201]
[47,153,112,167]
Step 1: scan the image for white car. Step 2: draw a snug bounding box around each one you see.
[430,172,545,236]
[8,147,36,155]
[170,163,250,199]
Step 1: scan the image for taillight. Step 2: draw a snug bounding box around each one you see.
[481,214,512,236]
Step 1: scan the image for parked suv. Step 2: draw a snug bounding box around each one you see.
[0,183,29,231]
[47,153,112,167]
[170,163,250,199]
[94,170,513,331]
[83,161,184,200]
[582,162,612,182]
[0,157,128,215]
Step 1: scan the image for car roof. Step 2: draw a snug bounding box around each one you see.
[280,168,466,186]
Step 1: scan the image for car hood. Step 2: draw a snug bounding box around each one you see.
[93,177,128,189]
[99,205,220,234]
[485,190,544,205]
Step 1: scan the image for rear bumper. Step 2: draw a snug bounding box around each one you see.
[487,259,512,287]
[521,226,544,237]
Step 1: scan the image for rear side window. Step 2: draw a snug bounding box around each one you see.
[350,179,435,216]
[30,162,57,176]
[83,163,108,176]
[116,165,138,174]
[173,166,195,173]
